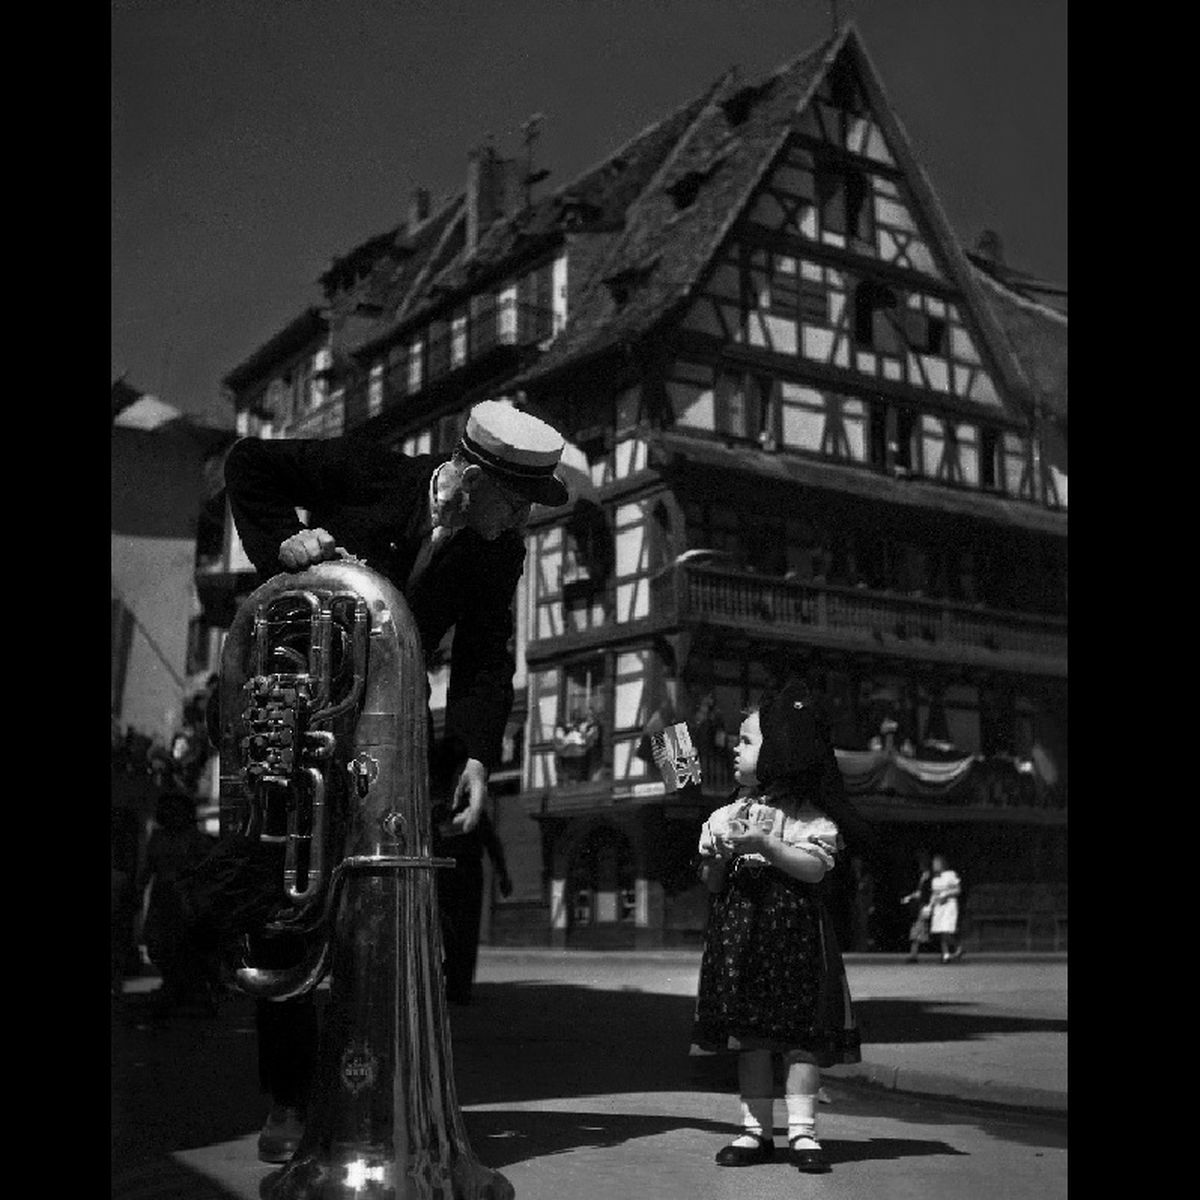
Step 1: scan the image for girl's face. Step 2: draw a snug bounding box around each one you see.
[733,711,762,786]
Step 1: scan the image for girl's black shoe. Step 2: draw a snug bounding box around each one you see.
[715,1136,775,1166]
[789,1139,830,1173]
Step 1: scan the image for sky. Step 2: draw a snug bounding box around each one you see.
[111,0,1067,427]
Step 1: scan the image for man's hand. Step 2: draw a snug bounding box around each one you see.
[450,758,488,833]
[279,528,341,571]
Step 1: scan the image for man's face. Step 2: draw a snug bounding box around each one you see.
[463,470,532,541]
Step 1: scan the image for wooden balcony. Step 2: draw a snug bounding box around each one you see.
[651,562,1067,677]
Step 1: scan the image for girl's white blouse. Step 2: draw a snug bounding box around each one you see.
[699,797,842,869]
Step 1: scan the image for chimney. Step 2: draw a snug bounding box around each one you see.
[408,187,431,234]
[466,146,520,254]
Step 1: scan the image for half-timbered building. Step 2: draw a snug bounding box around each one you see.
[204,25,1067,953]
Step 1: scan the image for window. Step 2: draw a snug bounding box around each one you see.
[401,427,432,457]
[406,338,424,393]
[266,378,289,425]
[744,518,787,576]
[891,408,916,473]
[1002,433,1033,498]
[799,278,829,325]
[427,320,450,379]
[556,655,607,783]
[434,412,462,454]
[980,428,1000,489]
[520,265,555,344]
[816,160,872,245]
[746,252,799,354]
[904,310,947,355]
[853,282,901,352]
[450,311,468,368]
[497,285,518,345]
[779,381,826,452]
[526,668,560,789]
[715,370,767,441]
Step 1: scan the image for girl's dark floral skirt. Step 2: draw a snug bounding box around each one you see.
[692,859,862,1067]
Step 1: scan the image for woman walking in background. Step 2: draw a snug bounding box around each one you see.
[929,853,964,963]
[900,852,933,963]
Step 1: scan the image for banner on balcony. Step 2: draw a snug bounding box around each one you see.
[834,747,980,799]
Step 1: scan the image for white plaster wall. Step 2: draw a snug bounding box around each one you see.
[112,532,197,742]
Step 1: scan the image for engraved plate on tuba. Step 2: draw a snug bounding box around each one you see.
[219,560,513,1199]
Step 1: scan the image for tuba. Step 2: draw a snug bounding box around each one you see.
[218,559,514,1200]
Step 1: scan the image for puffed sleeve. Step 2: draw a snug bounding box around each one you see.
[782,812,842,870]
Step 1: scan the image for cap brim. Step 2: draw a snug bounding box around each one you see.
[510,472,571,508]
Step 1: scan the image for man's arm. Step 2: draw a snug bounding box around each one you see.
[223,437,360,577]
[444,537,525,829]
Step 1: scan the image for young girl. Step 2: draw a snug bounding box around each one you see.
[692,678,870,1173]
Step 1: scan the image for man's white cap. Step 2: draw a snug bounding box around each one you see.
[458,401,569,507]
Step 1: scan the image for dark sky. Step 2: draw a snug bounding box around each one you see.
[111,0,1067,427]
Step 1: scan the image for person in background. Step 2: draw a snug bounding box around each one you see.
[138,792,217,1017]
[900,852,934,963]
[692,678,873,1174]
[929,853,964,963]
[850,856,877,952]
[111,805,142,1000]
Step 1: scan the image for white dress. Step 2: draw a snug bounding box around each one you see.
[929,869,961,934]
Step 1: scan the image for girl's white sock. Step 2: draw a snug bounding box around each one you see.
[786,1092,820,1149]
[731,1096,775,1147]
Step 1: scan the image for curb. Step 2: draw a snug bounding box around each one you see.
[477,947,1067,966]
[825,1060,1067,1115]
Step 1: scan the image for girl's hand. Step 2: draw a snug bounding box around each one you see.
[712,834,738,860]
[725,817,771,855]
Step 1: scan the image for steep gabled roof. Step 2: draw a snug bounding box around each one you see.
[337,195,465,355]
[319,225,404,296]
[842,26,1034,410]
[517,35,838,386]
[972,267,1068,423]
[514,23,1048,422]
[351,83,721,358]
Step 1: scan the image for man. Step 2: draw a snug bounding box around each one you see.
[222,400,568,1161]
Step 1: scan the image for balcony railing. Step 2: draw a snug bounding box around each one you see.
[652,562,1067,669]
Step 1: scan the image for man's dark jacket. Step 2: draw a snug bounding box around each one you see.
[224,436,525,771]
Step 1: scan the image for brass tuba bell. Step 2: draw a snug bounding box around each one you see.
[218,559,514,1199]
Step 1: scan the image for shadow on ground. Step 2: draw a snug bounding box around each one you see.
[849,996,1066,1045]
[112,1154,248,1200]
[113,976,1064,1193]
[461,1108,969,1171]
[449,981,1066,1106]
